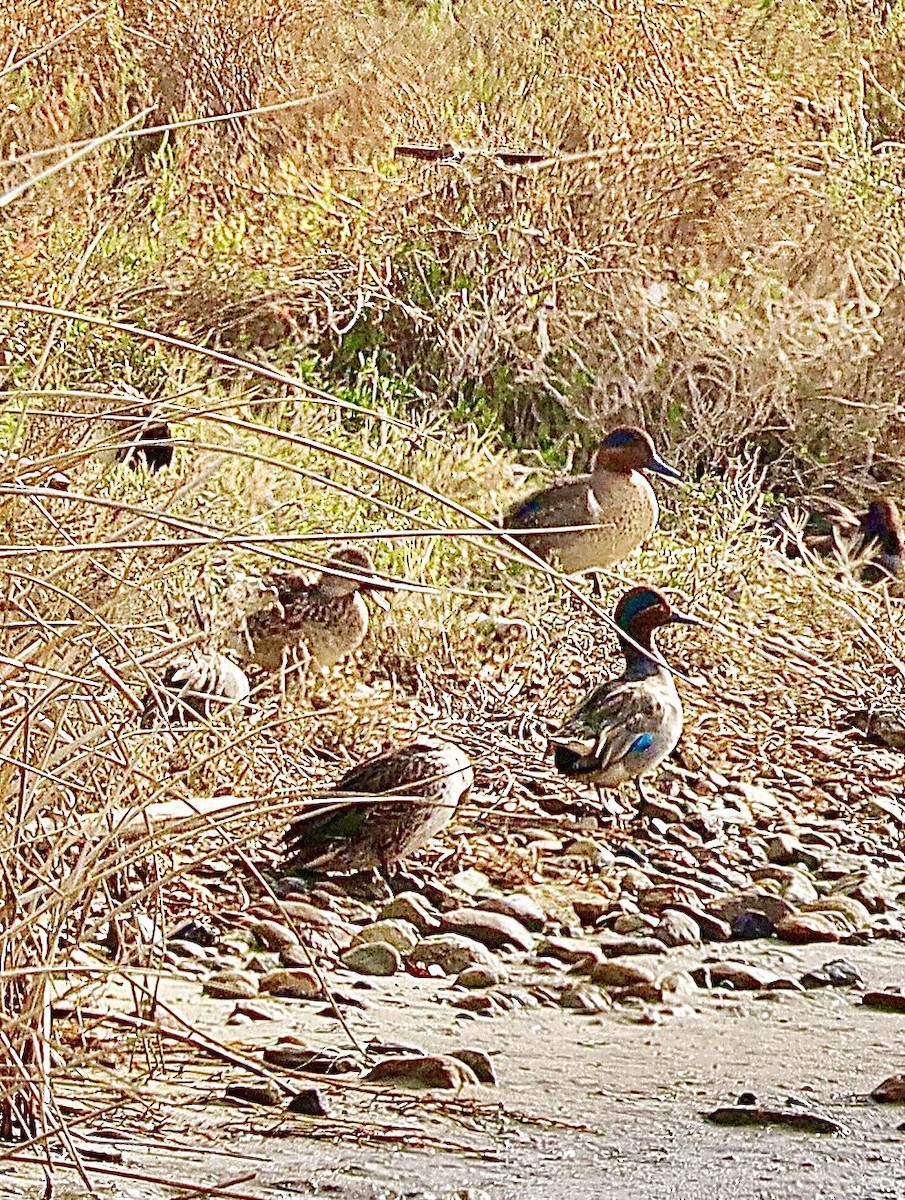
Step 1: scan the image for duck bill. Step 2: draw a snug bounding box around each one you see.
[670,610,704,627]
[648,455,682,482]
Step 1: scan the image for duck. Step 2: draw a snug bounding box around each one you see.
[548,585,702,806]
[502,427,681,574]
[226,546,396,672]
[283,737,473,874]
[140,650,250,727]
[768,495,903,583]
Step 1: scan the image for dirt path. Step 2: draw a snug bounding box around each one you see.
[8,940,904,1200]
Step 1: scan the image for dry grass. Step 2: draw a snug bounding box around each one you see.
[1,0,905,1185]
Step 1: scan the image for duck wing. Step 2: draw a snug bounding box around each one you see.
[549,676,675,771]
[503,475,593,530]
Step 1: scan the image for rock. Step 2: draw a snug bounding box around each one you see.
[572,895,611,926]
[558,983,613,1013]
[591,956,660,988]
[170,918,218,947]
[597,930,667,957]
[254,899,345,930]
[378,893,442,933]
[534,937,603,967]
[562,837,613,864]
[765,834,823,870]
[638,885,700,914]
[279,944,316,969]
[612,913,659,935]
[451,1049,497,1084]
[259,969,321,998]
[448,869,491,896]
[705,1106,846,1135]
[287,1088,330,1116]
[351,920,420,954]
[450,991,496,1012]
[801,896,871,930]
[203,970,259,1000]
[456,963,507,988]
[862,989,905,1013]
[708,891,795,928]
[230,1002,278,1022]
[252,920,299,952]
[639,796,683,823]
[246,953,280,974]
[774,913,841,944]
[668,904,731,943]
[659,970,699,1000]
[168,939,215,961]
[800,959,864,989]
[340,942,401,977]
[475,892,546,931]
[363,1055,479,1090]
[691,961,801,991]
[731,911,776,940]
[440,908,534,952]
[262,1044,360,1073]
[409,934,498,976]
[871,1074,905,1102]
[653,910,701,948]
[225,1080,283,1106]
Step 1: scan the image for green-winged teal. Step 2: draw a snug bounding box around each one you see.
[549,586,702,803]
[503,427,681,574]
[283,737,473,873]
[227,546,395,671]
[770,496,902,583]
[140,650,250,727]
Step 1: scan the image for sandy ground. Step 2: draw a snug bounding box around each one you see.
[4,940,905,1200]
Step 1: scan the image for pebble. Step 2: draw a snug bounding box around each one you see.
[456,963,508,988]
[691,961,801,991]
[774,913,841,944]
[862,989,905,1013]
[252,920,299,951]
[279,944,315,969]
[167,939,215,962]
[534,937,603,967]
[351,920,420,954]
[802,895,871,929]
[378,893,442,933]
[169,918,219,947]
[871,1074,905,1102]
[612,913,659,935]
[262,1044,360,1074]
[255,898,346,930]
[287,1088,330,1116]
[363,1055,479,1090]
[653,910,701,948]
[557,983,612,1013]
[705,1105,846,1135]
[591,957,660,988]
[572,895,611,926]
[440,908,535,952]
[474,892,546,931]
[341,942,401,977]
[203,970,260,1000]
[451,1049,497,1084]
[408,934,498,975]
[799,958,863,989]
[225,1080,283,1106]
[259,969,321,998]
[709,891,794,928]
[731,911,776,940]
[246,953,280,974]
[597,930,667,957]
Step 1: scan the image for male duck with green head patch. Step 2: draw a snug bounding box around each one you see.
[503,427,681,574]
[549,586,703,810]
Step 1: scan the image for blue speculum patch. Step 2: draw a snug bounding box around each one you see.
[629,733,654,754]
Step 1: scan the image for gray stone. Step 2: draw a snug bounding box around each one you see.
[475,892,546,931]
[534,936,603,967]
[203,970,259,1000]
[252,919,299,951]
[351,919,420,954]
[451,1049,497,1084]
[341,941,401,976]
[378,892,442,933]
[259,968,321,998]
[591,956,660,988]
[653,909,701,948]
[225,1080,283,1106]
[440,908,534,952]
[597,930,668,957]
[363,1055,479,1089]
[408,934,496,975]
[774,913,841,944]
[456,963,507,988]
